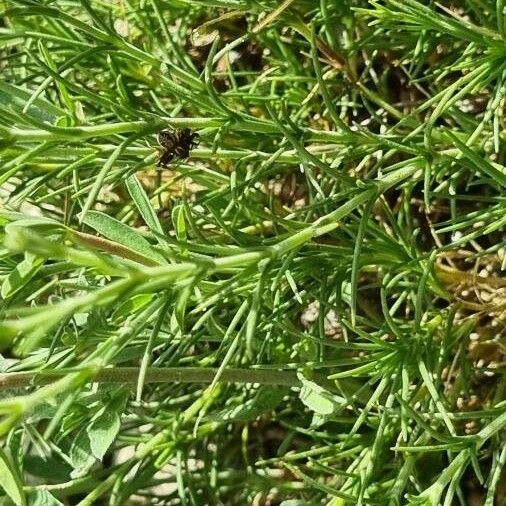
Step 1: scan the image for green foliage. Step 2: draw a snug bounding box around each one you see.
[0,0,504,504]
[0,447,25,506]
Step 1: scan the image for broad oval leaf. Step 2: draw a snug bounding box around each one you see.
[111,294,154,322]
[87,410,120,461]
[29,490,64,506]
[298,375,344,416]
[70,428,96,478]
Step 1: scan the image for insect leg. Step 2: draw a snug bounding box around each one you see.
[157,151,175,167]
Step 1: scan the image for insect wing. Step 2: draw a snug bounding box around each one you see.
[190,132,200,148]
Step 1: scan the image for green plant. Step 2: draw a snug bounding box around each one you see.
[0,0,504,504]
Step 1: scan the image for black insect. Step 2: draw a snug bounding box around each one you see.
[157,128,199,167]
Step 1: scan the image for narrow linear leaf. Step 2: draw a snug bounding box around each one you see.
[0,446,26,506]
[81,210,166,265]
[79,139,128,224]
[125,174,164,236]
[446,131,506,187]
[1,253,44,300]
[350,196,375,327]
